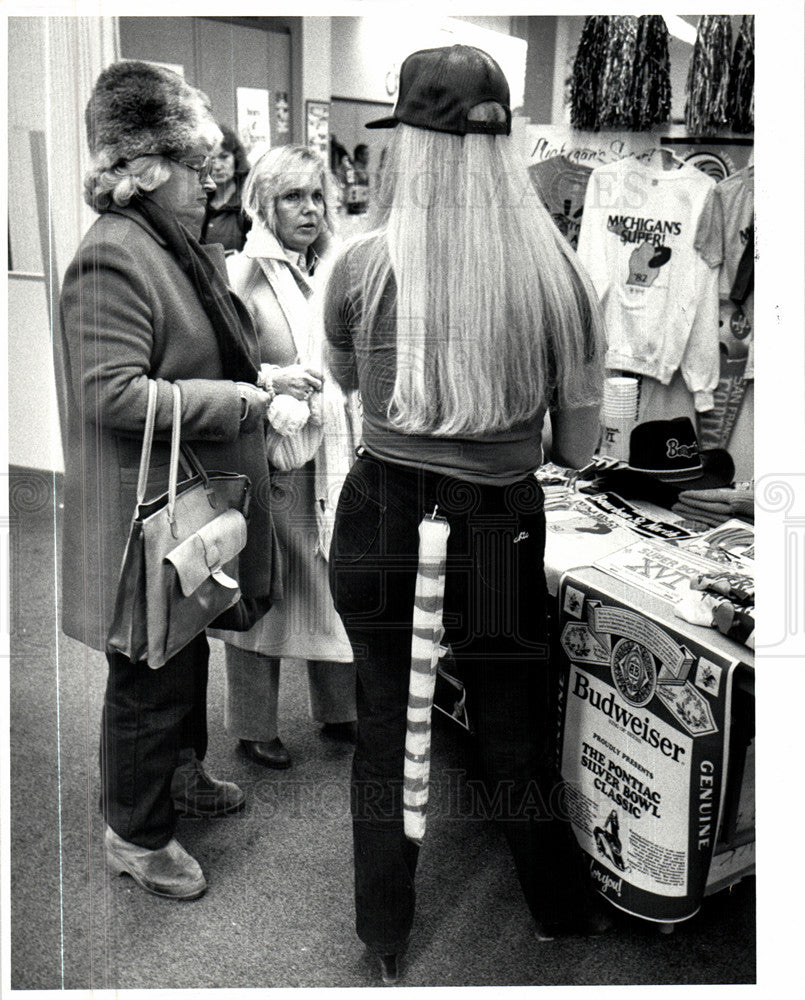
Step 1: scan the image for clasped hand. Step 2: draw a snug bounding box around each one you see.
[259,363,324,401]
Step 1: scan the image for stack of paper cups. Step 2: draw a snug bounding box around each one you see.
[599,377,639,461]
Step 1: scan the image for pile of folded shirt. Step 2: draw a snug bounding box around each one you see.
[675,568,755,649]
[671,484,754,530]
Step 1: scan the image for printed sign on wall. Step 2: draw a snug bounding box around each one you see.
[306,101,330,161]
[659,137,753,184]
[275,91,290,138]
[237,87,271,163]
[557,572,740,922]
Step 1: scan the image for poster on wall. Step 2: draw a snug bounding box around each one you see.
[306,100,330,161]
[237,87,271,164]
[659,136,753,183]
[556,571,739,922]
[275,91,290,139]
[524,125,655,169]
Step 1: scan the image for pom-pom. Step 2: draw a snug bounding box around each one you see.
[598,16,639,129]
[570,16,609,130]
[685,15,733,135]
[728,15,754,133]
[631,15,671,130]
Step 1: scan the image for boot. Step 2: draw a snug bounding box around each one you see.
[171,752,246,817]
[105,826,206,900]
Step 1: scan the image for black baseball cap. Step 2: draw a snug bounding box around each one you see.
[365,44,512,137]
[627,417,735,489]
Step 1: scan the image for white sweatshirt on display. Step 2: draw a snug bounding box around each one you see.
[577,157,720,411]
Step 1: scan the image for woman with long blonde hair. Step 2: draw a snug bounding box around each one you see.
[324,46,610,983]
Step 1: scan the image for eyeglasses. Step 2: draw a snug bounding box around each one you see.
[167,155,213,178]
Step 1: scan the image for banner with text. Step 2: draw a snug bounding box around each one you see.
[557,572,739,922]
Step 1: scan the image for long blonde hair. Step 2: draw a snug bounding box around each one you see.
[353,121,605,435]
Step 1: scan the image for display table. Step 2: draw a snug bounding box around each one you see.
[431,486,755,926]
[544,499,755,925]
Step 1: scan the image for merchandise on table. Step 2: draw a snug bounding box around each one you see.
[578,493,701,542]
[671,519,754,565]
[589,528,755,652]
[599,376,639,462]
[593,536,753,609]
[624,417,735,493]
[544,494,639,593]
[672,484,754,528]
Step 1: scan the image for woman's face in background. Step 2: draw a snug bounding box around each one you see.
[274,163,325,253]
[210,144,236,187]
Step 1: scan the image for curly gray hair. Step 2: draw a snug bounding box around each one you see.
[83,155,173,212]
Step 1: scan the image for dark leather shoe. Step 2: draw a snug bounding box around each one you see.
[171,755,246,817]
[105,826,206,900]
[239,737,291,769]
[320,721,357,742]
[379,954,398,985]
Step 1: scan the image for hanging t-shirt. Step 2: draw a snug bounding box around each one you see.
[528,156,593,250]
[576,156,720,411]
[694,165,754,379]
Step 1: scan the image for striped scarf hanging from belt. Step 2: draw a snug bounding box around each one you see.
[403,511,451,845]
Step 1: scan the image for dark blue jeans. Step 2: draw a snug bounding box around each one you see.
[100,632,209,849]
[330,455,591,954]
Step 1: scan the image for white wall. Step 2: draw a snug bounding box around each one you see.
[8,18,47,274]
[8,277,64,472]
[330,15,525,109]
[8,16,118,473]
[301,16,331,103]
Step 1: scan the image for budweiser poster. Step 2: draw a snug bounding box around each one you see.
[556,572,739,922]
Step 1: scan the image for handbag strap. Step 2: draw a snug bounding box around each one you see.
[166,383,183,530]
[133,381,214,527]
[135,380,159,506]
[180,443,207,483]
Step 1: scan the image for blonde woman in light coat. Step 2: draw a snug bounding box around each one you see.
[211,145,359,769]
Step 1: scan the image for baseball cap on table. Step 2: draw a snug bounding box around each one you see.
[628,417,734,489]
[365,45,512,137]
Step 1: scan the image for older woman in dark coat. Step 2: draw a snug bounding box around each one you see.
[58,61,277,900]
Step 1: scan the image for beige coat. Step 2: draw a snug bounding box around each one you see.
[211,224,356,661]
